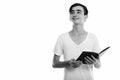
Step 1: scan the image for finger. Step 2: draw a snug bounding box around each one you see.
[86,56,94,63]
[86,57,94,64]
[85,57,92,64]
[91,56,96,62]
[76,60,82,63]
[76,62,81,66]
[70,59,75,65]
[70,59,75,63]
[78,61,82,65]
[86,56,92,61]
[75,61,81,65]
[75,61,82,66]
[91,55,100,63]
[72,62,80,68]
[71,59,75,61]
[79,61,83,64]
[91,55,96,61]
[85,60,91,64]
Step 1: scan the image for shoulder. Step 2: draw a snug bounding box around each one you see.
[57,32,68,39]
[88,32,98,39]
[88,32,99,42]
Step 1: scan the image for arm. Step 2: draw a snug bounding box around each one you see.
[52,54,70,68]
[52,54,82,68]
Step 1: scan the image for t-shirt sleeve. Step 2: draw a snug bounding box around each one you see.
[53,35,64,56]
[92,35,100,53]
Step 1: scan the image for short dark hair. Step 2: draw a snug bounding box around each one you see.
[69,3,88,15]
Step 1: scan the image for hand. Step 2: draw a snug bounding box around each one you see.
[84,55,99,65]
[69,59,82,68]
[91,55,101,68]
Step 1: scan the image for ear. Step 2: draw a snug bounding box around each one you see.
[84,15,88,22]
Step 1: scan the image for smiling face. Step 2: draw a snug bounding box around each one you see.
[70,6,88,25]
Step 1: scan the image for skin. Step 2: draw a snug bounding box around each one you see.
[70,6,87,26]
[53,5,101,69]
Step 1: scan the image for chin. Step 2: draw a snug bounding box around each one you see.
[72,20,82,24]
[73,21,81,24]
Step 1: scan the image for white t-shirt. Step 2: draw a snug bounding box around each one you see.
[53,32,100,80]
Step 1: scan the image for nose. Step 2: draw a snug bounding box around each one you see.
[73,12,78,17]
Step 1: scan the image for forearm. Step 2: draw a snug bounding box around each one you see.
[52,60,70,68]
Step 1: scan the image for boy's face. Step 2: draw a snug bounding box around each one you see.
[70,6,87,24]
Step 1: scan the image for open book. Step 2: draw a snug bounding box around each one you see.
[76,46,110,64]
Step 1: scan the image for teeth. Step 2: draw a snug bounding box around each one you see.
[73,18,79,20]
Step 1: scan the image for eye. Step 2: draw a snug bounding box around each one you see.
[77,11,81,14]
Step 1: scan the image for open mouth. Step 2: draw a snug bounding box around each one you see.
[72,18,79,20]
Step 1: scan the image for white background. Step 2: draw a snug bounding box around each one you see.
[0,0,119,80]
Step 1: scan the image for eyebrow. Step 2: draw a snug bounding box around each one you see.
[76,9,82,12]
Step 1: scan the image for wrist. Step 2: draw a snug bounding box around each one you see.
[64,60,71,68]
[94,61,101,68]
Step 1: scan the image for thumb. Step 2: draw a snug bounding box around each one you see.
[71,59,75,61]
[78,61,83,64]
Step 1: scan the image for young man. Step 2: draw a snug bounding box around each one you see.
[52,3,101,80]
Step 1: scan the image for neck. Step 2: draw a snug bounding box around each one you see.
[71,24,86,35]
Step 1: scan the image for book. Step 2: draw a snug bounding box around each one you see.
[76,46,110,64]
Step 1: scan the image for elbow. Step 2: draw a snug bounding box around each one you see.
[52,62,57,68]
[52,64,56,68]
